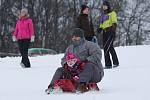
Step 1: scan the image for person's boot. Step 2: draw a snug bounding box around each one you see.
[76,82,89,93]
[104,66,112,69]
[45,87,54,94]
[45,84,54,94]
[113,64,119,68]
[87,83,99,91]
[45,84,63,94]
[20,63,25,68]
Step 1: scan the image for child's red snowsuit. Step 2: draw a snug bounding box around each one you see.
[53,61,99,92]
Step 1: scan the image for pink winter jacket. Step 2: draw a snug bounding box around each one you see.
[13,18,34,40]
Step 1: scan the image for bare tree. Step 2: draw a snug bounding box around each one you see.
[0,0,150,54]
[118,0,150,45]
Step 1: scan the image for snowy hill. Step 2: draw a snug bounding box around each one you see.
[0,45,150,100]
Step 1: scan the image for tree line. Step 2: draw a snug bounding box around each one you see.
[0,0,150,53]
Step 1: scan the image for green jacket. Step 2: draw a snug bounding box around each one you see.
[99,11,117,30]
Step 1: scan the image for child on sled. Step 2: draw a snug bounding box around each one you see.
[45,53,100,94]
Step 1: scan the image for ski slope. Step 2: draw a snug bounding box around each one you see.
[0,45,150,100]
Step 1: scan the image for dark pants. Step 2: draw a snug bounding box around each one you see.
[49,62,103,86]
[103,31,119,67]
[18,39,31,67]
[79,62,102,83]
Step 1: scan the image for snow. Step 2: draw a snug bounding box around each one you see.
[0,45,150,100]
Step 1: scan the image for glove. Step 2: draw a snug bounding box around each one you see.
[73,76,79,82]
[92,36,98,43]
[30,36,35,42]
[97,28,102,33]
[12,36,17,42]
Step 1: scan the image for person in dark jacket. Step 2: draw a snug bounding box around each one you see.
[46,28,104,93]
[98,1,119,69]
[76,5,96,43]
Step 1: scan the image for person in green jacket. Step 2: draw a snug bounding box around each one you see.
[98,1,119,69]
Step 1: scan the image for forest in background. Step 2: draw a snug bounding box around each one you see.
[0,0,150,53]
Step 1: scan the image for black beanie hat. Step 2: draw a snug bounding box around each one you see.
[81,4,89,13]
[72,28,84,38]
[103,1,111,7]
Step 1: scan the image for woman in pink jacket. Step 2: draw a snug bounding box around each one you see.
[13,8,35,68]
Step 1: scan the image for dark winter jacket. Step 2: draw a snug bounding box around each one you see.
[61,39,104,79]
[76,14,95,38]
[64,61,86,77]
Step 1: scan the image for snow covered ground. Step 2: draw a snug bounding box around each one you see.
[0,45,150,100]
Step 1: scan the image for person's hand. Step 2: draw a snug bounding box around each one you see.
[30,36,35,42]
[92,36,98,43]
[73,76,79,82]
[97,28,102,33]
[12,36,17,42]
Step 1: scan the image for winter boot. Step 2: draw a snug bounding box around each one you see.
[113,64,119,68]
[45,84,53,94]
[87,83,99,91]
[76,82,89,93]
[45,87,54,94]
[45,85,63,94]
[20,63,25,68]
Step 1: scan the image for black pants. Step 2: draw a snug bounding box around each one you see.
[103,31,119,67]
[18,39,31,67]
